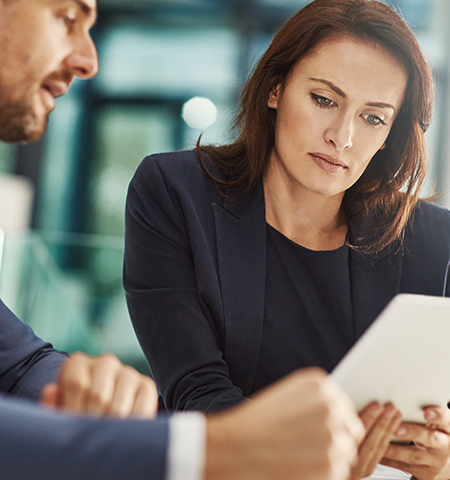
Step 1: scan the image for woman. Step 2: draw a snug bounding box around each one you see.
[124,0,450,478]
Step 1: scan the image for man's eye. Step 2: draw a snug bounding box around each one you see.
[58,10,77,28]
[64,15,76,25]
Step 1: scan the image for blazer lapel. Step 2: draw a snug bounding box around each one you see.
[213,184,266,396]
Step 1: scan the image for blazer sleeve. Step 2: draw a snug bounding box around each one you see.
[124,155,246,413]
[0,395,168,480]
[0,299,67,400]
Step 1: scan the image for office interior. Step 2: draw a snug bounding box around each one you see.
[0,0,448,374]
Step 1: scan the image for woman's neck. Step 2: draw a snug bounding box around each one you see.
[263,172,348,251]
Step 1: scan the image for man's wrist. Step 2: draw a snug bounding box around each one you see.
[204,410,247,480]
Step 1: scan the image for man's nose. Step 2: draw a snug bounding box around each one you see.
[65,34,99,80]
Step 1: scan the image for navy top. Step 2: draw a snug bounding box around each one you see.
[252,224,355,392]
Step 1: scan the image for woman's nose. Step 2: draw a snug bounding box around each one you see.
[324,115,354,151]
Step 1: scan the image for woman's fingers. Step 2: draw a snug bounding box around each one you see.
[351,403,402,480]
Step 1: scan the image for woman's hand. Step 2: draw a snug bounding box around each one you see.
[40,352,158,419]
[351,402,403,480]
[382,406,450,480]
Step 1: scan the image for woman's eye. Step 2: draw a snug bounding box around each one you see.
[363,114,386,127]
[310,93,334,108]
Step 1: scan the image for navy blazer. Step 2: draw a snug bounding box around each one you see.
[0,299,67,400]
[124,150,450,413]
[0,297,169,479]
[0,394,168,480]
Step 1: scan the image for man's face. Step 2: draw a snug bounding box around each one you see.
[0,0,98,142]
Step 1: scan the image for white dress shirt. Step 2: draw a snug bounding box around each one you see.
[167,412,207,480]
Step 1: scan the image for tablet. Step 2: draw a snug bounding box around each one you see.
[331,293,450,423]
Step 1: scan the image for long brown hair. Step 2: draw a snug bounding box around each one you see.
[197,0,434,253]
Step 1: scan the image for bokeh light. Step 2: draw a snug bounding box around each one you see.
[182,96,218,130]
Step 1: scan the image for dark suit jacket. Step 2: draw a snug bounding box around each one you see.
[0,299,169,479]
[0,394,168,480]
[0,299,67,400]
[124,150,450,413]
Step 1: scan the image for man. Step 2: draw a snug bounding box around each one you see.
[0,0,158,419]
[0,0,364,479]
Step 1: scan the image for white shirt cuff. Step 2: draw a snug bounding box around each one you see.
[166,412,207,480]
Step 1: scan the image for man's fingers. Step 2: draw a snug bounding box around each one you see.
[57,352,91,414]
[131,380,159,419]
[325,376,365,444]
[330,429,359,480]
[85,355,157,418]
[51,352,159,419]
[39,383,61,410]
[108,366,141,418]
[85,354,120,416]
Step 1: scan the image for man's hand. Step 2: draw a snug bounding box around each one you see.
[382,406,450,480]
[205,368,364,480]
[40,352,158,419]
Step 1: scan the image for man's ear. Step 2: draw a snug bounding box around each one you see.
[268,84,281,109]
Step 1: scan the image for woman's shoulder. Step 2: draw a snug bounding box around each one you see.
[135,149,209,182]
[129,149,224,206]
[133,149,213,185]
[405,200,450,246]
[412,200,450,227]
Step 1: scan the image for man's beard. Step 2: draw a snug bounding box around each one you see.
[0,96,48,143]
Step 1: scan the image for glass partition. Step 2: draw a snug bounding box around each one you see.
[0,230,150,375]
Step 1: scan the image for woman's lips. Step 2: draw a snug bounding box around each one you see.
[309,153,348,173]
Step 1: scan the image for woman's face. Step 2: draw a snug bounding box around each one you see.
[267,36,408,202]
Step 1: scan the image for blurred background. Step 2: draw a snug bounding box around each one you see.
[0,0,448,374]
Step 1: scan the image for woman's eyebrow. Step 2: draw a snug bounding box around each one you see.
[309,77,396,113]
[309,78,346,98]
[366,101,396,113]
